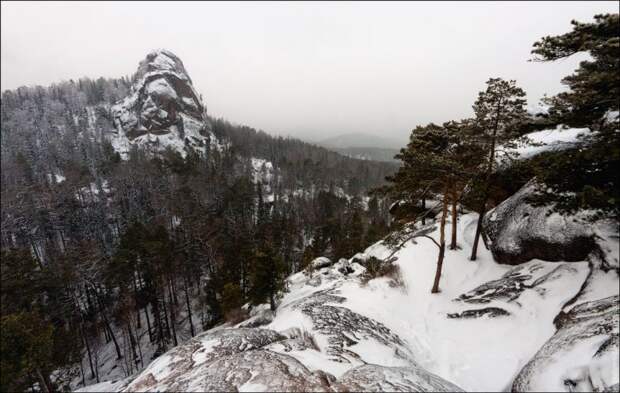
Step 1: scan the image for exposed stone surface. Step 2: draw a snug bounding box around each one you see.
[512,296,619,392]
[449,261,589,318]
[336,364,465,392]
[119,260,464,392]
[111,49,213,157]
[311,256,334,270]
[122,328,286,391]
[447,307,510,319]
[483,181,596,265]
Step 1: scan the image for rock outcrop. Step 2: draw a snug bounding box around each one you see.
[111,49,213,157]
[512,296,619,392]
[337,364,464,392]
[483,180,597,265]
[448,260,589,319]
[117,260,462,392]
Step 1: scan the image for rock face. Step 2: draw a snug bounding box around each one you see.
[118,260,463,392]
[483,181,597,265]
[512,296,619,392]
[111,49,213,157]
[337,365,464,392]
[448,260,589,319]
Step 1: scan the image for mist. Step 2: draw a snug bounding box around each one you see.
[2,1,617,144]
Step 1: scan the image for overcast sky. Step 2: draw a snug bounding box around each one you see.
[1,1,617,144]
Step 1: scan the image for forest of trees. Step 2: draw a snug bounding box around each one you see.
[0,75,395,390]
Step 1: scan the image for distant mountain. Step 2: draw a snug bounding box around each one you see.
[319,133,403,150]
[328,146,400,163]
[314,133,402,162]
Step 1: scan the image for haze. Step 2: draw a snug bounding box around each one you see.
[2,1,617,145]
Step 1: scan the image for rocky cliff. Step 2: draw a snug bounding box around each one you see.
[110,49,214,157]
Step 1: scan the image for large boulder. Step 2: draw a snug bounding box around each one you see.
[111,49,213,157]
[483,180,597,265]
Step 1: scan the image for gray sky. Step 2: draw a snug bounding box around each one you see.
[2,1,617,144]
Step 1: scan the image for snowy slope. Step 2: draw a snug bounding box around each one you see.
[78,212,619,392]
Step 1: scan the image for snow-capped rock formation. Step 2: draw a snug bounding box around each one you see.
[483,180,597,265]
[111,49,214,157]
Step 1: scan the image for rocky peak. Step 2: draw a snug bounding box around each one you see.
[133,49,193,83]
[111,49,212,158]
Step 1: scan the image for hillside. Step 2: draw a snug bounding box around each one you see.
[0,50,398,393]
[77,209,619,392]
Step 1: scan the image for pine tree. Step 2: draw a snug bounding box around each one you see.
[382,123,470,293]
[529,13,619,219]
[469,78,528,261]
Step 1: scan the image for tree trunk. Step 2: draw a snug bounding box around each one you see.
[94,289,122,360]
[449,189,458,250]
[421,198,426,225]
[81,323,96,380]
[270,291,276,312]
[470,110,501,261]
[132,274,141,329]
[127,323,139,369]
[144,304,153,343]
[184,276,195,337]
[35,368,52,393]
[168,282,178,347]
[79,357,85,387]
[470,196,488,261]
[431,188,449,294]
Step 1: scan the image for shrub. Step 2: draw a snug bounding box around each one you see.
[361,256,404,288]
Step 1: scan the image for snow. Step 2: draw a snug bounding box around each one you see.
[527,102,550,116]
[334,214,591,391]
[47,173,66,184]
[510,125,591,160]
[75,377,132,392]
[149,50,181,74]
[182,96,198,108]
[251,157,274,184]
[146,78,177,99]
[604,110,619,123]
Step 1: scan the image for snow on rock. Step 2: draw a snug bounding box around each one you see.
[310,256,334,270]
[484,180,596,265]
[504,125,591,161]
[122,328,289,391]
[116,258,461,392]
[337,364,464,392]
[75,377,133,392]
[513,295,619,392]
[110,49,214,158]
[448,260,589,319]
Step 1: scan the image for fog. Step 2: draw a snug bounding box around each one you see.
[2,1,617,144]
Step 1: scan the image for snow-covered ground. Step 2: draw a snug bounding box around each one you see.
[78,211,619,392]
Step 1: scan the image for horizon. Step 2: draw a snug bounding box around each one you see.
[2,1,618,146]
